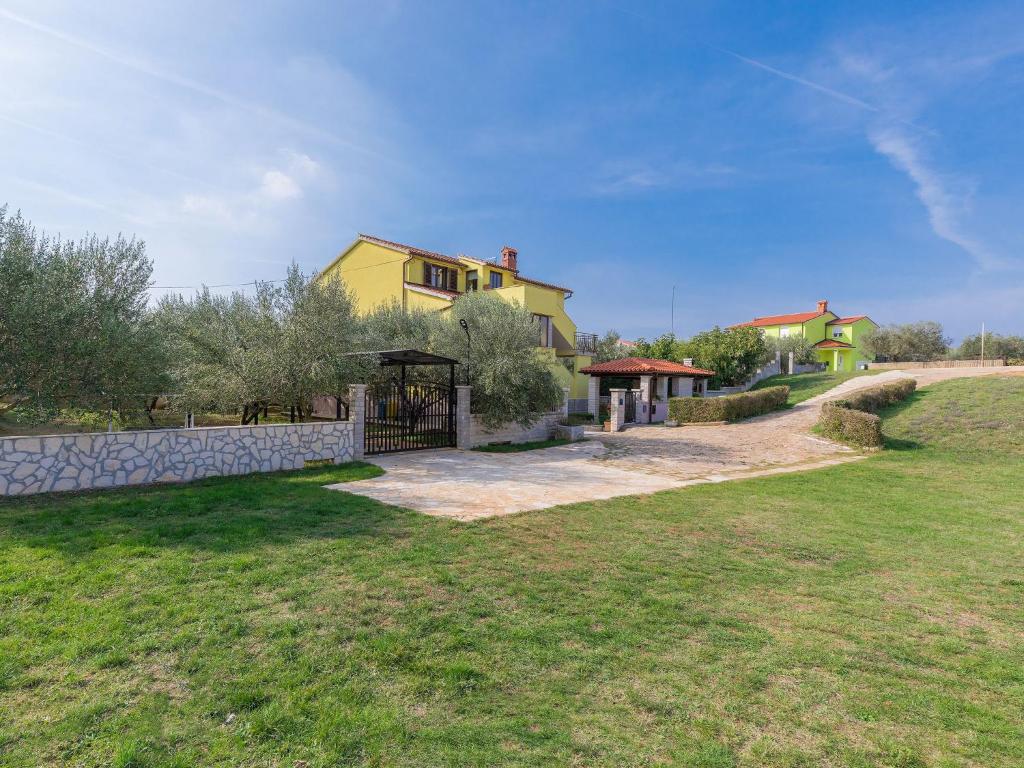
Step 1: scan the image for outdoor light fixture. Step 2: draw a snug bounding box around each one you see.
[459,318,471,385]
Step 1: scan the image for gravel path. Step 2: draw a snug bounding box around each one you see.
[330,366,1022,521]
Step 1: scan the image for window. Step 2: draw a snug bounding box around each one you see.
[466,270,478,291]
[489,271,503,289]
[832,327,845,338]
[424,263,458,291]
[533,314,553,347]
[779,327,791,338]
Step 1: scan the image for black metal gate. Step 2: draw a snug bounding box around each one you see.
[365,382,455,455]
[624,390,637,423]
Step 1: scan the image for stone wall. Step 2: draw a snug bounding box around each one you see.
[0,420,356,497]
[469,412,562,447]
[867,360,1006,370]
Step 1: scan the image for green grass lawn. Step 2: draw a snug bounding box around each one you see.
[2,376,1023,767]
[752,369,884,405]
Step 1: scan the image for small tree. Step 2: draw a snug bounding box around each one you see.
[770,334,817,366]
[159,285,280,422]
[431,292,563,428]
[0,205,169,418]
[593,330,630,363]
[861,321,950,362]
[687,326,772,388]
[632,333,684,362]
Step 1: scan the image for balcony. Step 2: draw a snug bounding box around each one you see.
[574,332,598,356]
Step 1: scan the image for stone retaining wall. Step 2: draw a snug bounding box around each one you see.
[0,421,356,497]
[469,412,561,447]
[867,360,1006,370]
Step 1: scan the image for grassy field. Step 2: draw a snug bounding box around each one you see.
[752,369,884,405]
[1,376,1023,766]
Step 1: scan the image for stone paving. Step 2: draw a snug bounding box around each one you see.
[329,366,1023,521]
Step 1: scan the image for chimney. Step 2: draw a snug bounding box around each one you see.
[500,245,518,272]
[816,299,828,314]
[683,358,694,367]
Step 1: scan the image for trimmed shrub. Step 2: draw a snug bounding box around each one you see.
[833,378,917,414]
[816,377,916,447]
[818,402,882,447]
[668,385,789,423]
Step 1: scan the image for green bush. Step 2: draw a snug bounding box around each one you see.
[816,377,916,447]
[668,385,789,423]
[833,378,916,414]
[818,402,882,447]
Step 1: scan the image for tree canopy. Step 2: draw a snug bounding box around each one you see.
[957,332,1024,362]
[861,321,950,362]
[0,206,168,418]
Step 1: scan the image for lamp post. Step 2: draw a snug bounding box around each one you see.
[459,318,471,385]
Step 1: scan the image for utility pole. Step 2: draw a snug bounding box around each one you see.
[981,321,986,366]
[671,285,676,335]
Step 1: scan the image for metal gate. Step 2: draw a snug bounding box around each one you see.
[624,390,637,423]
[365,382,455,455]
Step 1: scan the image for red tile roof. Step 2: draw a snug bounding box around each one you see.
[826,315,870,325]
[359,233,464,265]
[361,234,572,294]
[579,357,715,376]
[813,339,853,349]
[732,310,830,328]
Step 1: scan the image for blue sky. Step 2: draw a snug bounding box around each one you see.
[2,1,1022,341]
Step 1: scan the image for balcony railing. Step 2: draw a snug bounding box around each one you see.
[574,332,598,355]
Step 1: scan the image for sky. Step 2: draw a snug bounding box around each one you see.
[2,0,1023,342]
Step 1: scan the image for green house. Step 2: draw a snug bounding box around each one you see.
[732,300,878,372]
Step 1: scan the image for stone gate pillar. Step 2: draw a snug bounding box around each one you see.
[456,385,472,449]
[348,384,366,461]
[587,375,600,423]
[608,388,627,432]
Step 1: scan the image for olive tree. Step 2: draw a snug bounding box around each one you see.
[770,334,817,365]
[0,205,169,418]
[861,321,950,362]
[957,332,1024,361]
[158,284,279,422]
[430,292,563,428]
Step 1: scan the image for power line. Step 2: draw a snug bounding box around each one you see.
[150,255,414,290]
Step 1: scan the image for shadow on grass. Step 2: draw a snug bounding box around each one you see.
[879,390,928,451]
[0,462,425,556]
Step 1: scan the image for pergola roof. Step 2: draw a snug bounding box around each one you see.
[579,357,715,377]
[375,349,459,366]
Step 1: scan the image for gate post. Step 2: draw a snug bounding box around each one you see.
[608,388,626,432]
[456,385,472,449]
[587,375,600,423]
[349,384,366,461]
[561,386,570,419]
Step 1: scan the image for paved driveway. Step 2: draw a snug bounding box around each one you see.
[328,366,1022,521]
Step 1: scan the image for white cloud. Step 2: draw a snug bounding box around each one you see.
[591,160,737,196]
[259,170,302,201]
[867,126,1003,271]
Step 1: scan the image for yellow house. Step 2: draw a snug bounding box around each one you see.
[317,234,596,400]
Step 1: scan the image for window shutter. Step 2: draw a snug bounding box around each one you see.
[423,262,431,285]
[448,269,457,291]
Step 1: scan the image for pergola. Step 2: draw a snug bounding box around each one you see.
[579,357,715,424]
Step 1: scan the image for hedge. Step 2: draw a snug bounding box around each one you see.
[833,378,917,414]
[816,377,917,447]
[818,402,882,447]
[668,385,789,423]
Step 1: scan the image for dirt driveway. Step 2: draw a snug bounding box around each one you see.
[329,366,1021,521]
